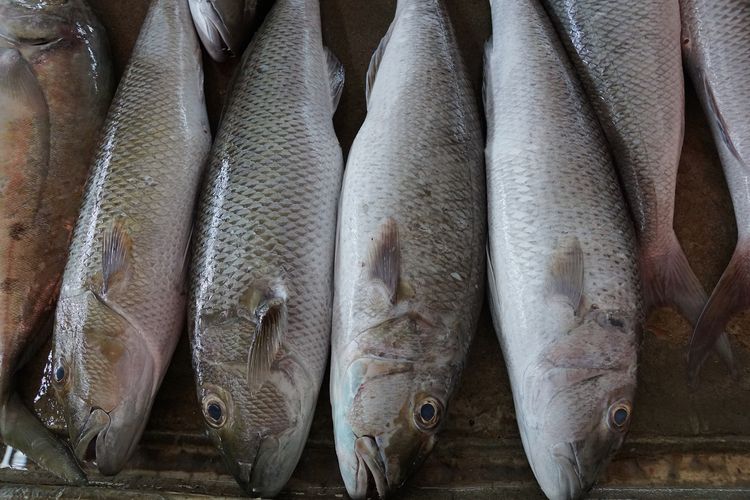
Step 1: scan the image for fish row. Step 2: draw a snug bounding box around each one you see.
[0,0,747,499]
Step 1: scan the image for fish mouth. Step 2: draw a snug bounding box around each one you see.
[73,407,115,474]
[188,0,234,61]
[548,442,596,500]
[353,436,389,499]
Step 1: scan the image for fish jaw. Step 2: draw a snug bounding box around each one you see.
[188,0,255,62]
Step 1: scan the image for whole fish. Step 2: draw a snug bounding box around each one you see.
[539,0,735,372]
[484,0,642,498]
[330,0,485,498]
[188,0,257,61]
[0,0,112,482]
[51,0,210,475]
[189,0,343,496]
[682,0,750,378]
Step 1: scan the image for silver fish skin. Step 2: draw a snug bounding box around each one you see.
[538,0,735,370]
[188,0,257,61]
[189,0,343,496]
[682,0,750,378]
[330,0,485,498]
[0,0,112,483]
[485,0,642,498]
[51,0,210,476]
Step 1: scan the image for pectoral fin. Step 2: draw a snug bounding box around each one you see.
[368,218,401,304]
[101,220,132,295]
[245,293,287,391]
[546,236,584,311]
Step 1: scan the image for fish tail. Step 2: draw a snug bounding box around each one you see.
[688,244,750,381]
[0,392,85,484]
[640,230,737,377]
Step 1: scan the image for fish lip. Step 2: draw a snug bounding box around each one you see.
[548,442,595,500]
[73,407,111,466]
[353,435,389,499]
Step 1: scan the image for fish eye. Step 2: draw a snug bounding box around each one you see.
[607,401,632,431]
[202,396,227,428]
[52,361,66,385]
[414,397,442,431]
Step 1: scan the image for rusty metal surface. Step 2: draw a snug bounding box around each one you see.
[3,0,750,498]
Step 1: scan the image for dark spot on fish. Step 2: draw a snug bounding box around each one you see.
[609,317,624,328]
[9,223,26,240]
[1,278,16,292]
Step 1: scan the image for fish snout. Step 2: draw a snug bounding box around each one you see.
[73,407,111,468]
[353,436,389,499]
[545,442,597,500]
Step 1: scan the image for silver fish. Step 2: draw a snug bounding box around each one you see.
[189,0,343,496]
[484,0,642,498]
[682,0,750,377]
[188,0,257,62]
[51,0,210,476]
[330,0,485,498]
[539,0,735,372]
[0,0,112,482]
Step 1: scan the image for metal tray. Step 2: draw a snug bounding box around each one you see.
[2,1,749,498]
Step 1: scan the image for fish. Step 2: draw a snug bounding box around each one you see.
[538,0,736,373]
[330,0,485,498]
[51,0,210,476]
[484,0,642,498]
[188,0,257,62]
[681,0,750,378]
[188,0,343,496]
[0,0,112,482]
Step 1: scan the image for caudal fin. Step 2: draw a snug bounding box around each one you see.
[0,392,85,484]
[688,246,750,380]
[640,231,737,377]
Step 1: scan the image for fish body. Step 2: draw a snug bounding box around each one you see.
[0,0,112,482]
[52,0,210,476]
[681,0,750,377]
[484,0,642,498]
[188,0,257,61]
[537,0,731,369]
[330,0,485,498]
[189,0,343,496]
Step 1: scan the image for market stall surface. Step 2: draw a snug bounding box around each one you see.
[2,1,749,498]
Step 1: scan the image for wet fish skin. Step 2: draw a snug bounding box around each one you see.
[188,0,257,62]
[189,0,343,495]
[538,0,734,371]
[0,0,112,482]
[51,0,210,476]
[330,0,485,498]
[485,0,641,498]
[682,0,750,378]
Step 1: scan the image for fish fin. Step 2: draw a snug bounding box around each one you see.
[546,236,584,311]
[365,17,396,107]
[101,220,132,295]
[368,218,401,304]
[0,393,85,484]
[0,49,47,114]
[702,73,745,167]
[325,47,345,111]
[688,246,750,381]
[482,40,494,124]
[247,296,287,391]
[640,231,736,378]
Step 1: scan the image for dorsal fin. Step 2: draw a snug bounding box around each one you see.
[242,286,287,391]
[101,220,132,295]
[547,236,584,311]
[365,18,396,107]
[325,47,345,111]
[368,218,401,304]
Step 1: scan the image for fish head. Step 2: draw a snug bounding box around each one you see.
[0,0,92,50]
[188,0,257,62]
[334,314,461,499]
[519,307,639,500]
[52,292,157,475]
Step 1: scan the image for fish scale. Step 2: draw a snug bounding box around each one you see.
[53,0,209,476]
[330,0,485,498]
[485,0,641,498]
[189,0,343,495]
